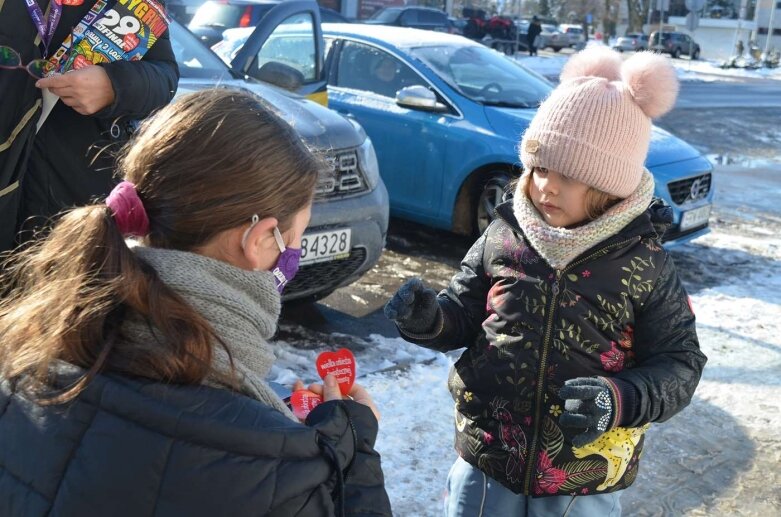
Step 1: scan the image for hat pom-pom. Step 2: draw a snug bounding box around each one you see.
[560,46,622,82]
[621,52,679,118]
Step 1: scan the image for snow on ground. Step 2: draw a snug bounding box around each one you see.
[515,48,780,84]
[273,165,781,515]
[672,59,781,82]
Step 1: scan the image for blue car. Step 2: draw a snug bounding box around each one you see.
[216,23,714,241]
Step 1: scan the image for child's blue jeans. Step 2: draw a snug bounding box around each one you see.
[444,456,623,517]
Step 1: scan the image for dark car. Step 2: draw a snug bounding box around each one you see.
[189,0,348,48]
[364,7,449,32]
[650,31,700,59]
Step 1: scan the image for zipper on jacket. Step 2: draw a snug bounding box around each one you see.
[522,236,640,494]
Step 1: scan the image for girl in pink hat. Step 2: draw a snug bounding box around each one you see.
[385,47,706,516]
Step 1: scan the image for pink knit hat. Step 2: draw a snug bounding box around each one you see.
[519,47,679,198]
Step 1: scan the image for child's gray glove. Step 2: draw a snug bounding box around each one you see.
[384,278,441,335]
[558,377,616,447]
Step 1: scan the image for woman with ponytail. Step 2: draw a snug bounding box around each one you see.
[0,89,391,517]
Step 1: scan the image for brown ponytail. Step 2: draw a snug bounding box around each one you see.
[0,89,322,402]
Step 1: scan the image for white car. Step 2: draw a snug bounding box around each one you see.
[613,33,649,52]
[558,24,586,48]
[536,24,565,52]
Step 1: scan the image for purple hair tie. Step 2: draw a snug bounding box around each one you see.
[106,181,150,237]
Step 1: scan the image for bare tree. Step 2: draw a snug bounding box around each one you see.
[626,0,652,31]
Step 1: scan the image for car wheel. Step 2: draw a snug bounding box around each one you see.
[672,47,681,59]
[475,174,510,236]
[553,46,561,53]
[692,48,700,60]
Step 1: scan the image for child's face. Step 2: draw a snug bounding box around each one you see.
[529,167,590,228]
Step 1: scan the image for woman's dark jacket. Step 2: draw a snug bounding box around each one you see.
[0,0,179,252]
[402,201,706,496]
[0,364,392,516]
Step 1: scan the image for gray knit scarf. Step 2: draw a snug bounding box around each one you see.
[123,247,297,421]
[512,169,655,270]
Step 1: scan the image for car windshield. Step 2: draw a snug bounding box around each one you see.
[541,24,557,33]
[170,21,233,79]
[369,8,401,22]
[190,2,242,28]
[411,45,552,107]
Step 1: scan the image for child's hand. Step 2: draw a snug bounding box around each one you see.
[384,278,441,334]
[558,377,616,447]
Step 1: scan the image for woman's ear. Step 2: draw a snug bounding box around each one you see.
[242,216,278,270]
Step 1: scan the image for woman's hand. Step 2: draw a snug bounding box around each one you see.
[294,375,381,422]
[36,66,115,115]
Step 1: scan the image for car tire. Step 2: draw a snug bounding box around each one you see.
[475,174,510,236]
[692,48,700,60]
[553,47,561,53]
[672,48,681,59]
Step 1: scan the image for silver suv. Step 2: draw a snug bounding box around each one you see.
[170,17,389,302]
[558,24,586,48]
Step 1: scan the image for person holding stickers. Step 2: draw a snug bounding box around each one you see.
[0,89,390,516]
[0,0,178,254]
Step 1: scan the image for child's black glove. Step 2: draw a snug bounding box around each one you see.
[384,278,441,335]
[558,377,616,447]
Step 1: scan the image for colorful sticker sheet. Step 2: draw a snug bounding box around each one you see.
[46,0,169,74]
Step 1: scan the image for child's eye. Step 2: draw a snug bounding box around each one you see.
[536,167,548,175]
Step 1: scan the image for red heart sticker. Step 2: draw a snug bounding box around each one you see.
[316,348,356,396]
[289,390,323,421]
[123,33,140,52]
[72,54,90,70]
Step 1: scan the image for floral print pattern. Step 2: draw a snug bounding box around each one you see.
[600,342,625,372]
[534,451,568,495]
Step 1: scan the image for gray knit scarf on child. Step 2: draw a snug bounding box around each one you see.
[512,169,655,270]
[122,247,297,421]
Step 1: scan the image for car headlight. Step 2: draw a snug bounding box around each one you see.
[357,132,381,191]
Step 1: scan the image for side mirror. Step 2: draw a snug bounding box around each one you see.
[395,85,449,113]
[256,61,305,91]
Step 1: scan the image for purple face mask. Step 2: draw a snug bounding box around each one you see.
[270,226,301,293]
[241,215,302,293]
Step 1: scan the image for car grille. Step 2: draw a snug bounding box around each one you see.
[315,149,368,200]
[284,248,367,298]
[667,173,712,205]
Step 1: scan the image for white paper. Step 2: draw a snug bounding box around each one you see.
[36,88,60,133]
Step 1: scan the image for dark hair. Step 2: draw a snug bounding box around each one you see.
[0,89,321,403]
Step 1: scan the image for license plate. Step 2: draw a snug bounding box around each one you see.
[300,229,351,264]
[680,205,711,231]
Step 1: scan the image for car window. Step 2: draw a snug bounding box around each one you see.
[369,8,401,23]
[411,44,551,108]
[320,9,347,23]
[190,1,242,28]
[169,21,231,79]
[400,9,418,25]
[254,13,317,82]
[336,41,426,99]
[419,10,445,25]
